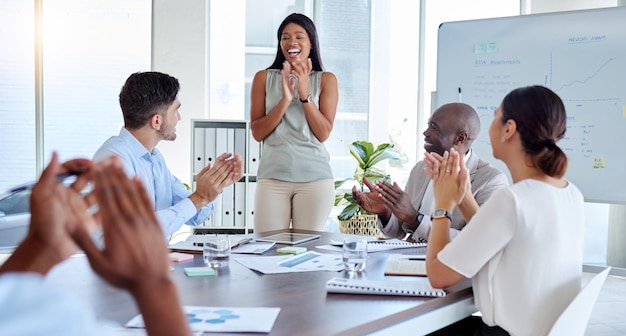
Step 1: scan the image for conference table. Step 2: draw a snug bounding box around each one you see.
[45,229,475,335]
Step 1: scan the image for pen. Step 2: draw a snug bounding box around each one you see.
[194,237,254,248]
[458,87,462,102]
[231,237,254,249]
[407,257,426,261]
[193,242,219,249]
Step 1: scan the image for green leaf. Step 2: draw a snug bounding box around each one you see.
[334,192,351,206]
[352,166,366,188]
[338,202,361,221]
[336,140,401,221]
[358,140,375,157]
[348,142,367,168]
[367,145,401,167]
[334,177,354,189]
[363,169,388,182]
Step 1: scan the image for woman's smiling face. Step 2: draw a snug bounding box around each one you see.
[280,23,311,64]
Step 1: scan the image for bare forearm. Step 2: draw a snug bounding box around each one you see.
[251,99,290,141]
[303,104,333,142]
[426,199,464,288]
[0,236,64,276]
[426,218,451,261]
[426,217,454,288]
[458,196,479,223]
[304,72,337,142]
[132,278,192,336]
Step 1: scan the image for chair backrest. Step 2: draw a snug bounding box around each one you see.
[548,267,611,336]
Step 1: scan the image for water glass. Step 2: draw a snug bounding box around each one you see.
[203,235,231,268]
[343,237,368,272]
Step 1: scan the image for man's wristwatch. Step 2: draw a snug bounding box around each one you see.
[431,208,452,221]
[299,94,312,103]
[415,213,424,228]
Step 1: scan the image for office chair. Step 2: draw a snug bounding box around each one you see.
[548,267,611,336]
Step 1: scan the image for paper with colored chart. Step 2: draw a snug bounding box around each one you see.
[126,306,280,333]
[235,251,344,274]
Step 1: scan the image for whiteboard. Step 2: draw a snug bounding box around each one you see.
[436,6,626,204]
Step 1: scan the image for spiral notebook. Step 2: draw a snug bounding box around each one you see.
[326,277,446,297]
[318,238,426,253]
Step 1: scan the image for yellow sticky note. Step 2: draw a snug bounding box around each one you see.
[622,105,626,118]
[277,246,307,255]
[592,157,606,169]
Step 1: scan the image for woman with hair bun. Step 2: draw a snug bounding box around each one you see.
[424,85,584,336]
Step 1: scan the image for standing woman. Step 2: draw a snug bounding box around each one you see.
[424,86,585,335]
[250,13,338,232]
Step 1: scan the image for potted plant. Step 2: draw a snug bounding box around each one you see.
[334,140,401,236]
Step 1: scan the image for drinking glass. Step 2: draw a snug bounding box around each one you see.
[342,237,368,272]
[203,235,231,268]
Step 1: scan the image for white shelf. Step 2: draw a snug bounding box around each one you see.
[191,119,260,234]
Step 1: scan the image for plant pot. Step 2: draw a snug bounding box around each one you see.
[338,214,383,237]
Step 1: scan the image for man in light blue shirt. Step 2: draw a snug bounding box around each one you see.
[94,71,243,237]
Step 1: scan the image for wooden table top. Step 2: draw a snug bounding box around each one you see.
[45,229,473,336]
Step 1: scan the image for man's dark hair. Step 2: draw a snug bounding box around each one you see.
[119,71,180,129]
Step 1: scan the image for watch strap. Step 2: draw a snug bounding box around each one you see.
[431,209,452,221]
[299,94,312,103]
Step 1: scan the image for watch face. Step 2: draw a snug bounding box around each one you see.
[431,208,452,221]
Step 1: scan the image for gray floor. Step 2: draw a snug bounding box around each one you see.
[585,272,626,335]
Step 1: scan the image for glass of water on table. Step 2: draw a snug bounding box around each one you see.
[342,237,368,272]
[203,235,231,268]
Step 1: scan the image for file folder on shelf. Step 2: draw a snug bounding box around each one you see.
[191,120,254,233]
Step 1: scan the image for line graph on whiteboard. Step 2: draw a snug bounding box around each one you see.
[471,51,625,165]
[544,53,620,163]
[435,6,626,202]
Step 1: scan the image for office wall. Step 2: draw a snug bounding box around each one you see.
[151,0,623,268]
[152,0,208,184]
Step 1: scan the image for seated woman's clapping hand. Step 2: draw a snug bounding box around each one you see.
[424,148,470,210]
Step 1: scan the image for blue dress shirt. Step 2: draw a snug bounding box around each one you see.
[93,128,212,237]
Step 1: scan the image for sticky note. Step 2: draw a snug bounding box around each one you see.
[169,252,194,262]
[592,157,606,169]
[486,42,498,53]
[474,43,486,54]
[622,105,626,118]
[277,246,307,255]
[184,267,216,277]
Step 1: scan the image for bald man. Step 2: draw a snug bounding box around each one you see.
[353,103,508,242]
